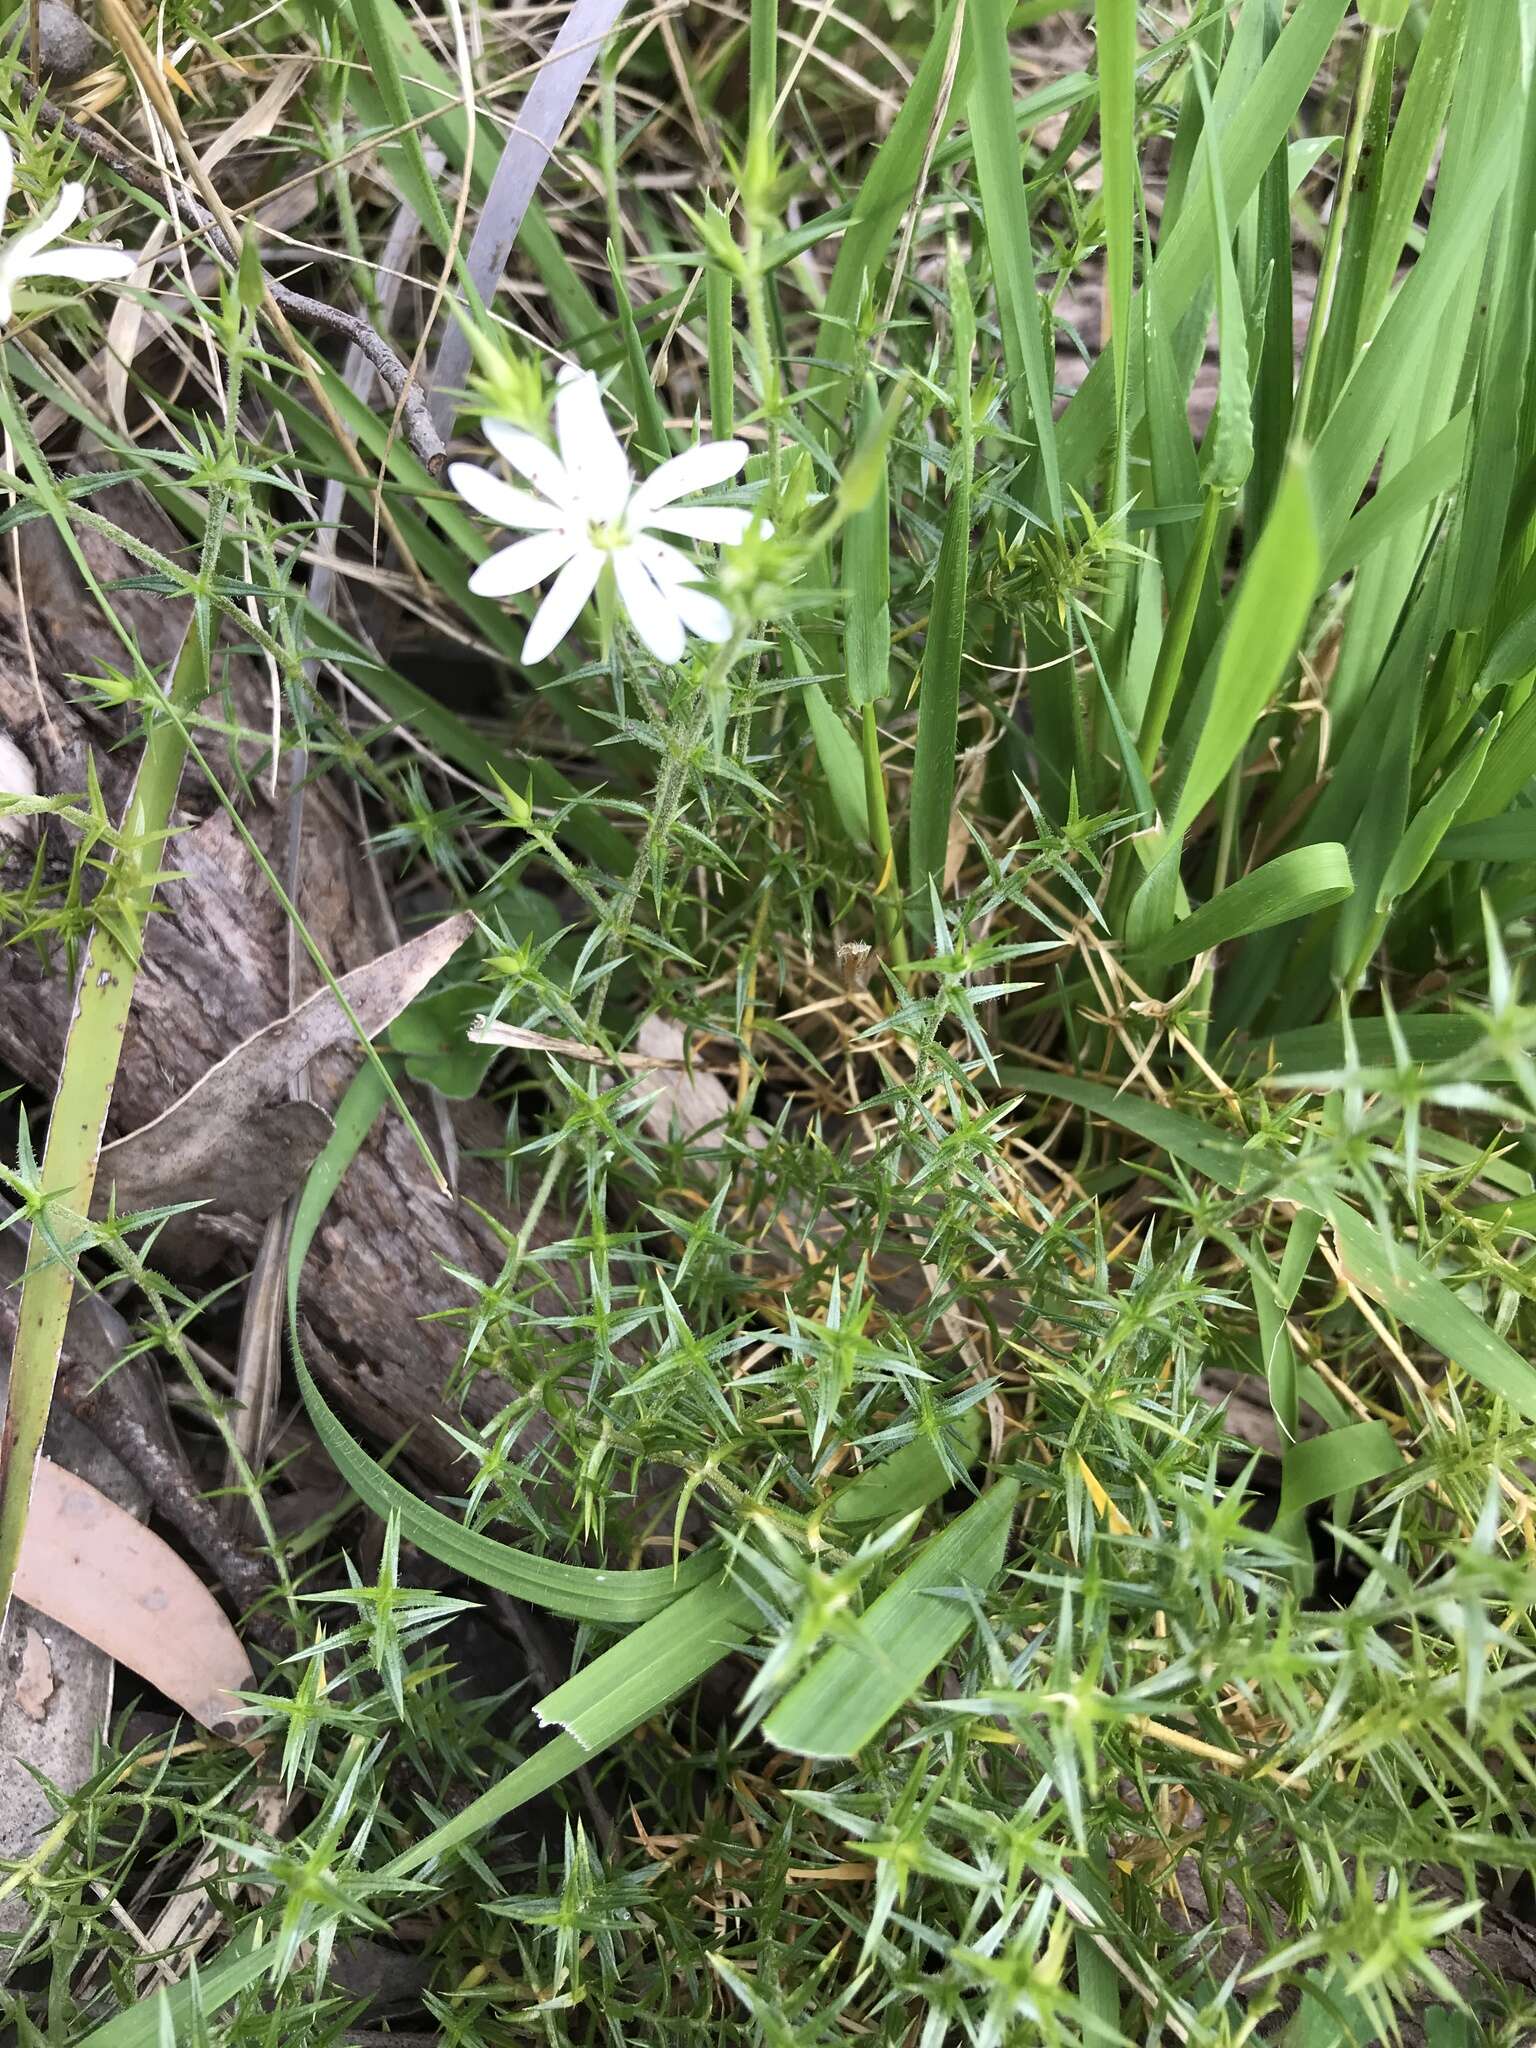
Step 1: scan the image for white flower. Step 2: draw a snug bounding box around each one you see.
[0,132,138,330]
[450,368,758,667]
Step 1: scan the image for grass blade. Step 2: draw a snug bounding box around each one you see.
[764,1477,1019,1759]
[1056,0,1350,487]
[1137,844,1354,969]
[907,466,973,927]
[967,0,1062,519]
[1325,1203,1536,1420]
[385,1568,761,1875]
[844,375,892,710]
[287,1066,718,1623]
[1166,454,1320,842]
[816,0,968,436]
[1094,0,1138,441]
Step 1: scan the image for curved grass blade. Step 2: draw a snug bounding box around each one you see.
[287,1065,717,1623]
[1136,843,1354,969]
[1324,1203,1536,1422]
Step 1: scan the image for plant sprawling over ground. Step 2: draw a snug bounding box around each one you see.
[1,0,1535,2042]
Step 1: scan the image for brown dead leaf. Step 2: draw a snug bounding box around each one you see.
[16,1457,254,1733]
[468,1016,696,1072]
[96,911,475,1217]
[14,1626,53,1720]
[1,1401,146,1931]
[626,1016,770,1149]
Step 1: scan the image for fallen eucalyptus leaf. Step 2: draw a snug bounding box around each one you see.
[15,1457,254,1733]
[96,911,474,1217]
[1,1403,146,1934]
[628,1014,740,1144]
[468,1015,696,1073]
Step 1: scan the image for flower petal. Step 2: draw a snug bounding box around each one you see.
[614,548,686,664]
[468,530,579,599]
[483,419,581,513]
[668,581,732,644]
[522,546,602,665]
[6,182,87,270]
[450,461,566,532]
[629,438,747,520]
[642,505,756,546]
[636,534,705,590]
[553,369,632,523]
[19,246,137,286]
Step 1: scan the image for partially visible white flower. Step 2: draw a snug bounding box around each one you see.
[0,131,138,329]
[450,367,760,667]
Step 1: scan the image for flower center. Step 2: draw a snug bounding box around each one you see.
[587,517,630,553]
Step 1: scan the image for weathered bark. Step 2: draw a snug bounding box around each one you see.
[0,482,570,1489]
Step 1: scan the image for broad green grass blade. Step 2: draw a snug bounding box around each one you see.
[968,0,1062,519]
[804,680,871,844]
[288,1066,717,1623]
[76,1929,278,2048]
[1141,245,1205,600]
[1194,50,1253,499]
[1249,1244,1299,1442]
[1259,1014,1484,1074]
[1320,409,1470,585]
[1377,719,1501,911]
[1137,844,1353,969]
[1440,812,1536,866]
[829,1406,984,1528]
[1324,1203,1536,1420]
[385,1568,761,1875]
[1005,1071,1247,1185]
[1278,1421,1402,1519]
[1166,455,1319,842]
[764,1477,1019,1759]
[384,1428,990,1873]
[1309,94,1514,559]
[1329,618,1427,982]
[1472,593,1536,702]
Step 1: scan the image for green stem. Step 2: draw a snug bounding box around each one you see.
[1292,27,1383,446]
[1341,903,1391,997]
[861,703,908,970]
[1137,485,1223,777]
[1187,757,1245,1055]
[0,620,211,1629]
